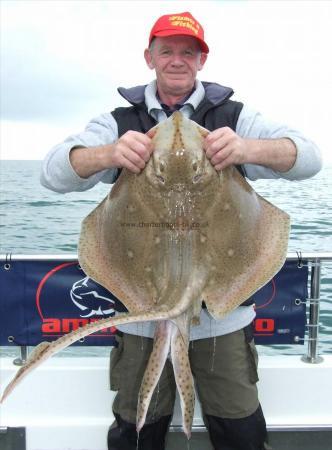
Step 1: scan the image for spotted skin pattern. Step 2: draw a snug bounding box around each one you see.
[136,321,172,432]
[0,113,290,440]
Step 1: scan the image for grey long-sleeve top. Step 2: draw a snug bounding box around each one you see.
[40,80,322,340]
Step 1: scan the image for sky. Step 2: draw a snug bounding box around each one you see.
[1,0,332,163]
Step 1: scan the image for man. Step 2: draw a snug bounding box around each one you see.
[41,11,322,450]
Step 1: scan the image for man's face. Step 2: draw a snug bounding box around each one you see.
[144,36,208,98]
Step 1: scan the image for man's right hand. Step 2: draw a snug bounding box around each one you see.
[69,130,154,179]
[106,131,154,174]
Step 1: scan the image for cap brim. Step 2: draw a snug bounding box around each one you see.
[151,30,209,53]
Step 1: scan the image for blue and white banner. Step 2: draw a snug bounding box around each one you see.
[0,258,308,346]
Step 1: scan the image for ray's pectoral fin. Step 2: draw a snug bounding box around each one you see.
[204,169,290,319]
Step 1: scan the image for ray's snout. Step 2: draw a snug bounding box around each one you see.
[148,153,213,191]
[144,112,217,191]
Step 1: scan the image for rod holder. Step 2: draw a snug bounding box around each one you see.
[302,260,324,364]
[13,346,28,366]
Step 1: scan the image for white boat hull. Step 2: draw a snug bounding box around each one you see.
[1,354,332,450]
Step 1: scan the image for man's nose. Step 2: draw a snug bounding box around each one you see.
[170,54,185,66]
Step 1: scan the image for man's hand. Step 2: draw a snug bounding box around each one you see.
[203,127,297,173]
[203,127,246,171]
[70,130,154,179]
[107,131,154,174]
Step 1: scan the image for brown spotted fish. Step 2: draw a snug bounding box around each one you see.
[0,112,290,438]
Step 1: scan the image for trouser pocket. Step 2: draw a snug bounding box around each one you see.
[109,334,124,391]
[244,323,259,384]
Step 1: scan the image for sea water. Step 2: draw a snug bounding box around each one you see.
[0,160,331,356]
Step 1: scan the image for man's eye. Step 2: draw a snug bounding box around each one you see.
[161,50,171,55]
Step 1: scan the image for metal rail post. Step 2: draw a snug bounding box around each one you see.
[302,260,323,364]
[13,346,28,366]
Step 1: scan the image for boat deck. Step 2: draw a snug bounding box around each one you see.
[1,427,332,450]
[1,355,331,450]
[168,429,332,450]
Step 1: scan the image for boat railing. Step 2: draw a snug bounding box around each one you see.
[1,252,332,365]
[285,252,331,363]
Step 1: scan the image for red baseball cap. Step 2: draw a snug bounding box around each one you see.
[148,12,209,54]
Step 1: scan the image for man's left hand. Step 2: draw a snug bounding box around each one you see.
[203,127,247,170]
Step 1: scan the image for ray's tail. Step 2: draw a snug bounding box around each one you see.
[170,316,195,439]
[0,304,187,404]
[136,320,172,432]
[0,267,206,405]
[136,312,195,440]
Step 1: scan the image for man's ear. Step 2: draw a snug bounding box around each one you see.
[144,48,154,69]
[198,52,208,71]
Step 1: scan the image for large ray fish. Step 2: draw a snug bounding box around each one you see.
[0,112,290,438]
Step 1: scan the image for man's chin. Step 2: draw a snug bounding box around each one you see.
[165,80,193,94]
